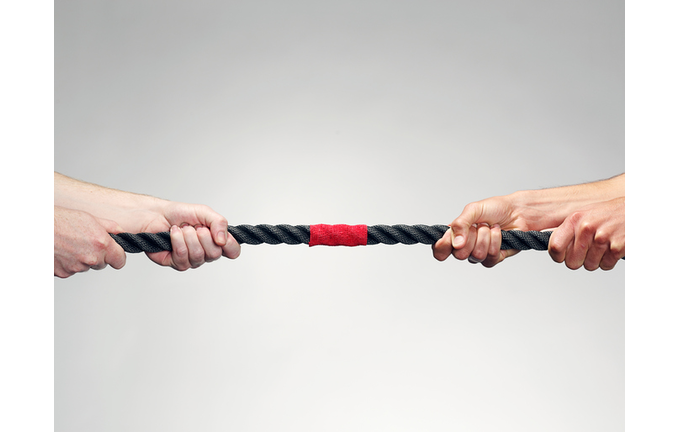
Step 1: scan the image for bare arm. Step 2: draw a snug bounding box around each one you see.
[433,173,625,270]
[54,172,240,274]
[54,172,167,231]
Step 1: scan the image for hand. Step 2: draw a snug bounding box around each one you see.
[136,202,241,271]
[54,206,126,278]
[54,173,241,271]
[548,197,625,271]
[433,196,520,267]
[432,193,557,267]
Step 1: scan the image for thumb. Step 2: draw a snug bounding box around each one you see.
[95,217,127,270]
[96,216,125,235]
[192,205,228,247]
[105,240,127,270]
[449,202,488,249]
[548,220,574,264]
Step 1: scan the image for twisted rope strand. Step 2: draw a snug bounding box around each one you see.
[367,225,447,245]
[110,224,552,253]
[111,232,172,254]
[228,224,310,245]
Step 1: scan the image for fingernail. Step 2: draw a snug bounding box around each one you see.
[453,235,464,248]
[468,256,481,264]
[218,231,226,245]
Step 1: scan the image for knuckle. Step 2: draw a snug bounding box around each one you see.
[81,254,99,267]
[593,231,610,246]
[69,262,91,274]
[548,251,561,264]
[569,211,585,224]
[610,242,625,257]
[190,245,205,259]
[55,268,73,278]
[174,244,188,258]
[548,242,565,255]
[579,222,595,236]
[91,236,109,252]
[463,202,480,213]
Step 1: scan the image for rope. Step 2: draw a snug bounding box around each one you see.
[110,224,553,253]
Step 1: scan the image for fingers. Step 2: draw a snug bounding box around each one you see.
[96,217,127,271]
[480,224,509,268]
[168,225,204,271]
[566,220,595,270]
[451,224,477,261]
[185,204,229,247]
[222,231,241,259]
[464,224,518,267]
[100,236,127,271]
[432,223,511,267]
[440,197,521,267]
[449,202,485,251]
[161,203,241,269]
[583,231,609,271]
[549,217,596,270]
[600,242,625,270]
[159,224,240,271]
[197,211,241,258]
[207,214,229,247]
[432,229,453,261]
[548,220,574,266]
[468,223,490,263]
[197,226,224,262]
[549,209,625,271]
[182,225,205,268]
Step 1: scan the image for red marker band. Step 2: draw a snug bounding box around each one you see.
[309,224,368,247]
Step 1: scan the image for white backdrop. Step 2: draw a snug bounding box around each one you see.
[55,1,624,431]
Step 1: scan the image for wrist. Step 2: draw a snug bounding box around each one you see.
[510,174,625,229]
[510,189,584,229]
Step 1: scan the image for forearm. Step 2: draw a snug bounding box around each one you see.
[54,172,241,269]
[54,172,169,230]
[509,173,625,229]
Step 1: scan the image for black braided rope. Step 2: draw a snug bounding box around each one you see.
[110,232,172,254]
[110,225,552,253]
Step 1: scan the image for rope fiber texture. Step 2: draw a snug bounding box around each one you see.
[110,224,553,254]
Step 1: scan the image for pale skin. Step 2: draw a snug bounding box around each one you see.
[54,172,241,278]
[432,174,625,271]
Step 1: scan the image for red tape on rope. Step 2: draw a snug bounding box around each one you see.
[309,224,368,247]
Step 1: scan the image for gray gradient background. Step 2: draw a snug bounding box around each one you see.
[54,1,624,431]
